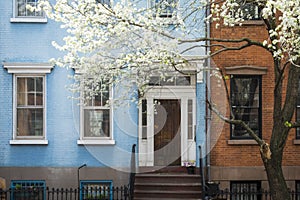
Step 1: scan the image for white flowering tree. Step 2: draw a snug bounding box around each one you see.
[37,0,206,103]
[37,0,300,199]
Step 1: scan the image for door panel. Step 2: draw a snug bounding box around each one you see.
[154,99,181,166]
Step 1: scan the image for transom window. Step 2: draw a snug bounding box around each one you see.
[148,75,193,86]
[230,75,261,139]
[81,82,111,139]
[11,180,46,200]
[231,181,261,200]
[14,0,44,18]
[15,76,45,138]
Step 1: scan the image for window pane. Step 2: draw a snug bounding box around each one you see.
[81,182,111,200]
[84,109,110,137]
[11,181,45,200]
[154,0,177,17]
[231,181,261,200]
[16,0,43,17]
[142,100,147,139]
[231,76,261,139]
[17,78,26,106]
[17,108,43,136]
[188,99,193,139]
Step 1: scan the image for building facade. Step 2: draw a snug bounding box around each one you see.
[0,0,207,193]
[208,2,300,193]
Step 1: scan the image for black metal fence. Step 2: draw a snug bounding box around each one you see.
[209,189,300,200]
[0,186,129,200]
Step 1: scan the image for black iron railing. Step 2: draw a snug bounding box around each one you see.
[0,186,129,200]
[128,144,136,200]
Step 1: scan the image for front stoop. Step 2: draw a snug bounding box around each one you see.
[133,173,202,200]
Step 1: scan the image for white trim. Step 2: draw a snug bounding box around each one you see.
[138,86,196,166]
[79,85,114,144]
[12,74,47,143]
[3,63,54,74]
[10,17,47,23]
[9,140,48,145]
[77,139,116,145]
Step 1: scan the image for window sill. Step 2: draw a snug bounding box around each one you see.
[227,140,258,145]
[293,139,300,145]
[238,20,264,26]
[10,140,48,145]
[10,17,47,23]
[77,139,116,145]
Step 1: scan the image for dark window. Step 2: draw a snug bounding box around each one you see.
[231,181,261,200]
[296,181,300,200]
[80,181,112,200]
[236,0,261,20]
[142,99,147,139]
[11,180,46,200]
[230,75,261,139]
[296,79,300,139]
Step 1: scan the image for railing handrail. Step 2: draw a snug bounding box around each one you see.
[199,145,206,200]
[129,144,136,200]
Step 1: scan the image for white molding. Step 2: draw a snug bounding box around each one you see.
[3,63,54,74]
[10,17,47,23]
[10,140,48,145]
[12,75,47,142]
[77,139,116,145]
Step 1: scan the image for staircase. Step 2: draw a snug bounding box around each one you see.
[133,168,202,200]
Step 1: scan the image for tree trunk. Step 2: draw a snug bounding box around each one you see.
[263,151,290,200]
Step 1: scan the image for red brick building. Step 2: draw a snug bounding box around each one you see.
[208,8,300,192]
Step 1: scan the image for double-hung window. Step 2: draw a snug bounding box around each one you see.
[16,76,45,138]
[78,81,114,145]
[230,75,261,139]
[4,63,53,145]
[11,0,47,23]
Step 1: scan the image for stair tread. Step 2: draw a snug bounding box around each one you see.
[136,173,199,177]
[134,198,202,200]
[134,189,202,194]
[135,182,201,186]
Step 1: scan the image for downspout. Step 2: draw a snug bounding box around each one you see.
[205,0,211,182]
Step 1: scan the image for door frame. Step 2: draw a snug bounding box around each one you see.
[138,86,196,167]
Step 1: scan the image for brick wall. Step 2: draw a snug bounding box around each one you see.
[209,21,300,167]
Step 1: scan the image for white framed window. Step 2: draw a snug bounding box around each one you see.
[77,81,115,145]
[15,76,45,138]
[150,0,178,18]
[11,0,47,23]
[4,63,53,145]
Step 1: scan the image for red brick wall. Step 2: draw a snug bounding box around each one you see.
[209,21,300,167]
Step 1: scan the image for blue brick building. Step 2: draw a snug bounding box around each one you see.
[0,0,207,191]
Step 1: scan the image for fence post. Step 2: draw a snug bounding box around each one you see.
[199,145,206,200]
[129,144,136,200]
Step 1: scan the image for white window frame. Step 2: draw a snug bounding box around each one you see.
[148,0,179,19]
[77,85,115,145]
[11,0,47,23]
[4,63,53,145]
